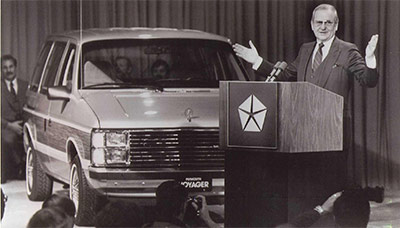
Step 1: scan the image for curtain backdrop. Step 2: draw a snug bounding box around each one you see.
[2,0,399,189]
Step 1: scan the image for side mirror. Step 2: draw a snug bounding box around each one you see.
[47,86,70,101]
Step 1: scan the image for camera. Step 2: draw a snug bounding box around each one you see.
[183,196,204,226]
[187,196,203,213]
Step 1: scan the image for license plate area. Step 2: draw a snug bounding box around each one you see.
[179,177,212,192]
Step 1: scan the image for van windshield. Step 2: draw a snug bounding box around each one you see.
[81,39,248,89]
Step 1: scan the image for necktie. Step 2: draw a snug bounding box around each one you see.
[313,42,324,71]
[10,81,17,97]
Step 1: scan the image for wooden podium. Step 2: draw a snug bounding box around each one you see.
[220,81,344,227]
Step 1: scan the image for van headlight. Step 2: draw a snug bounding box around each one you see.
[91,130,130,166]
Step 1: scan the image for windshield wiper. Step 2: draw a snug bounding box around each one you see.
[83,82,164,91]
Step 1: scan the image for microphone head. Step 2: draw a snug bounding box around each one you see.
[274,61,281,68]
[279,61,288,70]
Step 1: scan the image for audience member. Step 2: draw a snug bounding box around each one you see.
[27,207,74,228]
[283,186,384,227]
[144,180,221,228]
[114,56,134,82]
[151,59,170,79]
[42,194,76,218]
[94,200,144,227]
[1,54,28,182]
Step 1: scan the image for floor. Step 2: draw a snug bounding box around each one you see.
[1,180,400,227]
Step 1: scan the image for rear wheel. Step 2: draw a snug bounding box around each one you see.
[25,142,53,201]
[70,156,97,226]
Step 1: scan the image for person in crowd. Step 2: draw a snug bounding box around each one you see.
[1,54,28,183]
[114,56,134,82]
[233,3,379,187]
[42,194,76,218]
[144,180,222,228]
[278,186,384,227]
[151,59,170,79]
[27,207,74,228]
[94,200,144,227]
[1,188,7,220]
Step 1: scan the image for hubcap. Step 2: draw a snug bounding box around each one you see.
[26,147,34,195]
[70,164,79,213]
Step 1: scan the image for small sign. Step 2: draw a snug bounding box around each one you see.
[180,177,212,192]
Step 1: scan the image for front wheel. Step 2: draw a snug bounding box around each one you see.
[25,142,53,201]
[70,156,97,226]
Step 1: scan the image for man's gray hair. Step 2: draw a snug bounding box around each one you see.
[311,4,339,24]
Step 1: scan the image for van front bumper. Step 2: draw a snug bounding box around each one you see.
[87,167,224,198]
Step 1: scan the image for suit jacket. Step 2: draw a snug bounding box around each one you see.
[1,78,28,138]
[257,37,379,114]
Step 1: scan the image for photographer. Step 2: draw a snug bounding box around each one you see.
[278,186,384,227]
[145,181,222,228]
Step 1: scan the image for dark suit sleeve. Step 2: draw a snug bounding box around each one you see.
[346,44,379,87]
[289,209,321,227]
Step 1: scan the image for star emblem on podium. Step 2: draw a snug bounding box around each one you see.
[238,95,267,132]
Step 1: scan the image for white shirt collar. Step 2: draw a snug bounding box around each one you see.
[313,36,336,61]
[4,78,18,94]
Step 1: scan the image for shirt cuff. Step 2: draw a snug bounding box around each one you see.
[365,55,377,69]
[252,56,263,70]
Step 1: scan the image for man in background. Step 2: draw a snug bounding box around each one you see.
[1,54,28,183]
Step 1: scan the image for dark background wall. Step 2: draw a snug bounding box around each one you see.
[1,0,399,189]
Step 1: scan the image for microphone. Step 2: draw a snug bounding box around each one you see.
[265,61,281,82]
[268,61,287,82]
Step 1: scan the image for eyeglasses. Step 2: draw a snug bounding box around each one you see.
[313,20,336,28]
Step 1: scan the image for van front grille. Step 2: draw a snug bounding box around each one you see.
[128,128,223,169]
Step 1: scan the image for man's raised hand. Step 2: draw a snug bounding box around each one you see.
[366,34,379,58]
[233,40,260,65]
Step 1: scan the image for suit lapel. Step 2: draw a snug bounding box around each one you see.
[319,37,341,88]
[299,42,315,82]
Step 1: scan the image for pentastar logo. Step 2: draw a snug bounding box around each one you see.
[238,95,267,132]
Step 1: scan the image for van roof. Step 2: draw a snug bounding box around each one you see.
[47,27,231,44]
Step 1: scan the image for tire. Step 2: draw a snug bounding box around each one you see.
[70,156,97,226]
[25,142,53,201]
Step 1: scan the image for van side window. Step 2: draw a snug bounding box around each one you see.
[30,42,52,92]
[57,44,76,90]
[40,42,67,94]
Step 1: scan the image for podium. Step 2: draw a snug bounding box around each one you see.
[220,81,344,227]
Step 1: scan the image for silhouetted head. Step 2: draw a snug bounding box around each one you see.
[115,56,133,74]
[27,207,74,228]
[151,59,170,79]
[333,187,370,227]
[156,180,188,218]
[42,194,76,218]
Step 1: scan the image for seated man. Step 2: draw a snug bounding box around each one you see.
[1,55,28,182]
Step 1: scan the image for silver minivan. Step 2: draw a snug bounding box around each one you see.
[23,28,248,225]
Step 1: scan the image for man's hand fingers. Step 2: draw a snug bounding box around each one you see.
[249,40,258,53]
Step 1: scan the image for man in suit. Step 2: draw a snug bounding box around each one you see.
[1,54,28,183]
[233,4,379,186]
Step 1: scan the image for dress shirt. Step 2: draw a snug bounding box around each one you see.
[4,78,18,94]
